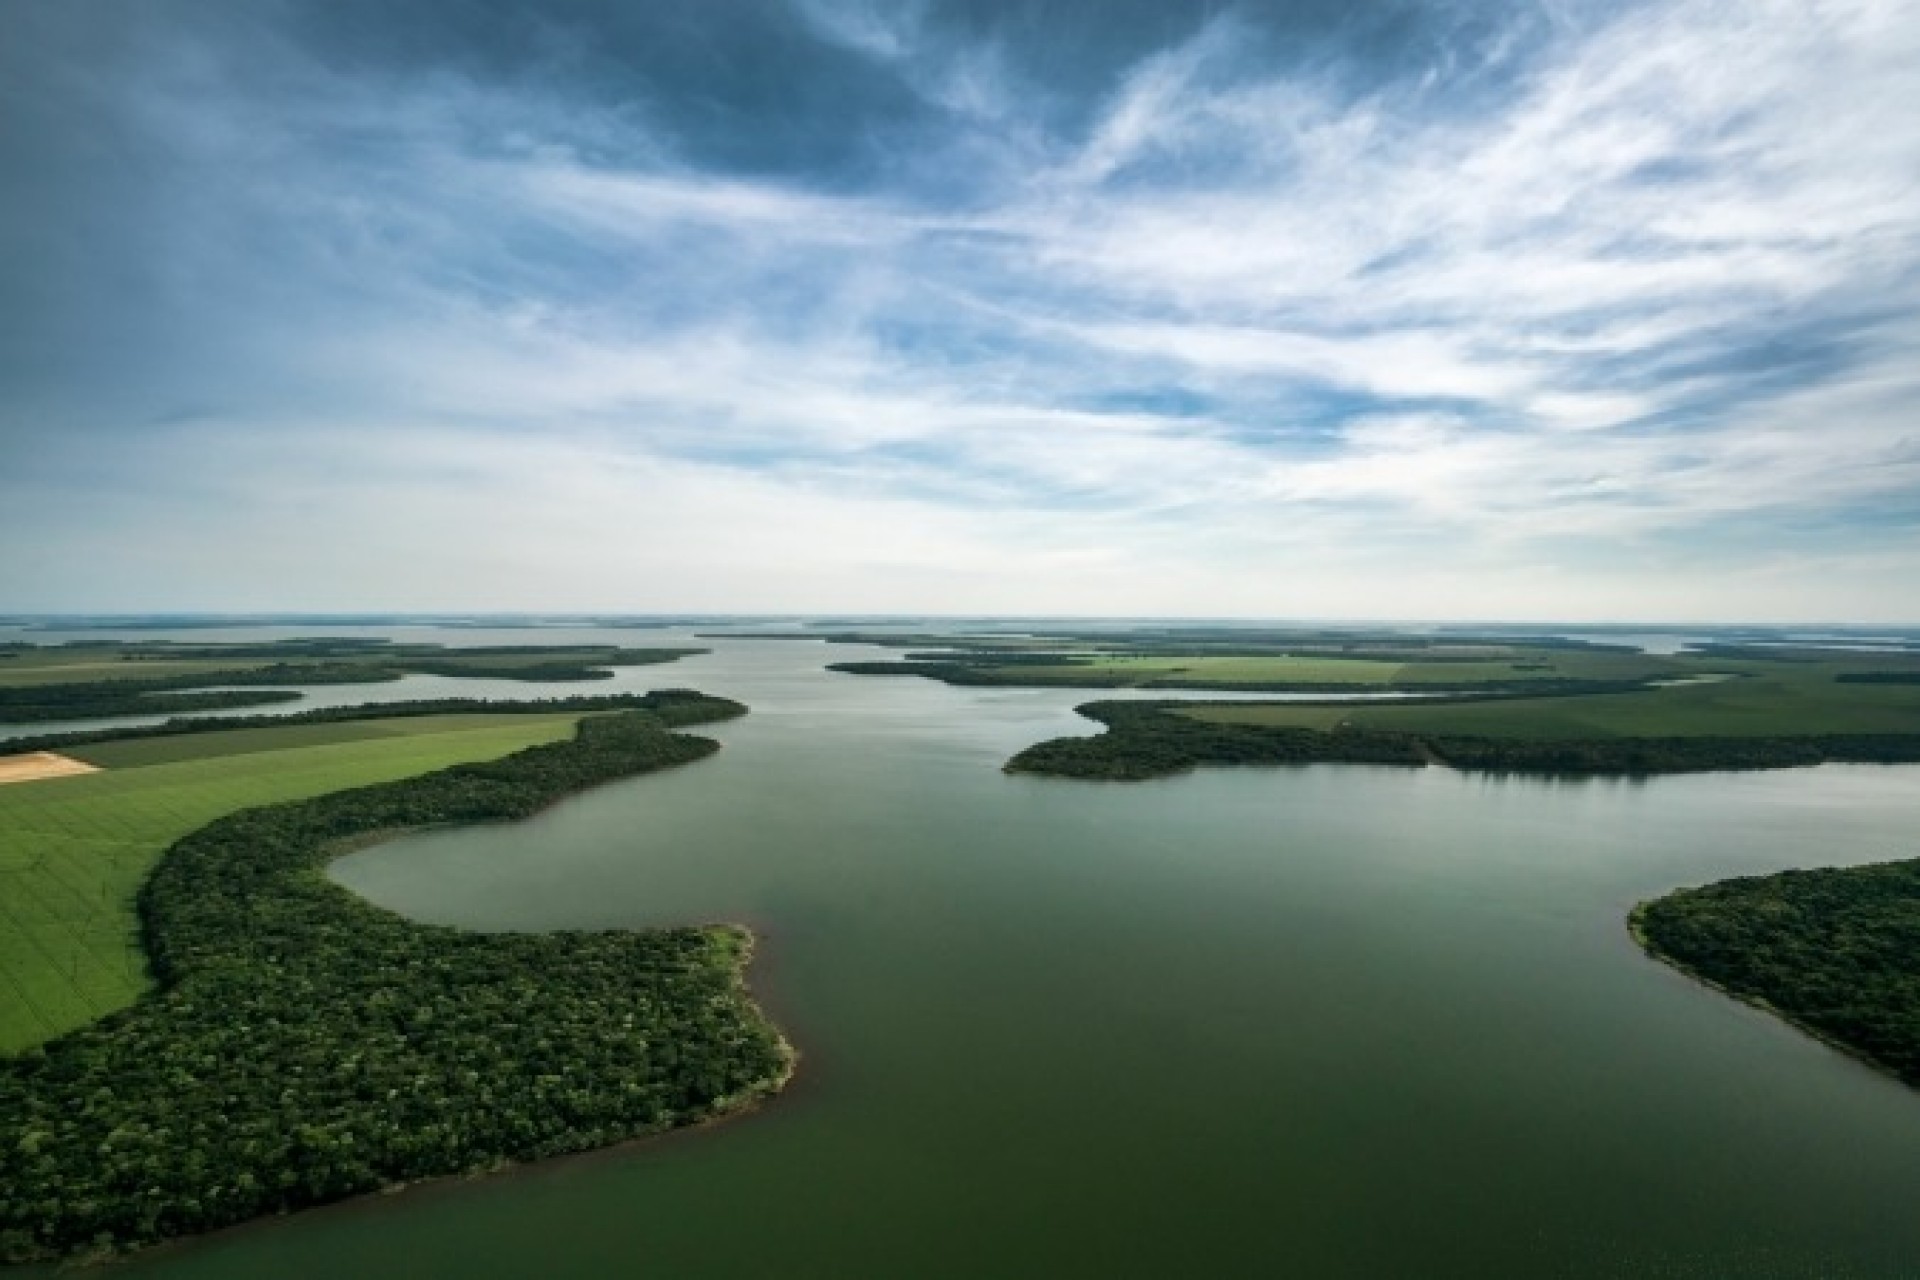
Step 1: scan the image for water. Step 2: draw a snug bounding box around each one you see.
[42,635,1920,1277]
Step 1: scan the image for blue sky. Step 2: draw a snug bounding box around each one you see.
[3,0,1918,619]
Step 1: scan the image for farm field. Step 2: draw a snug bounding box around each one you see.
[821,629,1690,689]
[958,651,1669,685]
[0,711,588,1051]
[0,641,684,687]
[0,649,305,687]
[1182,659,1920,738]
[0,637,701,723]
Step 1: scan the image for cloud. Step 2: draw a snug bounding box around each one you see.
[1,0,1917,617]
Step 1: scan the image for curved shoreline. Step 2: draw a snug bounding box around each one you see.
[98,923,804,1276]
[1628,863,1920,1093]
[1626,908,1906,1088]
[1003,700,1920,781]
[0,695,795,1266]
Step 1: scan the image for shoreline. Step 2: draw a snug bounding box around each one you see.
[1625,905,1912,1091]
[1,701,800,1268]
[51,931,801,1274]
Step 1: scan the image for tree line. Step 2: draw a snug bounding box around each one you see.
[1002,701,1920,780]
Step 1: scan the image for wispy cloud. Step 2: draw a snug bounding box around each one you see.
[1,0,1916,616]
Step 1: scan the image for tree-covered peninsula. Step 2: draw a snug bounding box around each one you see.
[1006,701,1920,780]
[1633,859,1920,1088]
[0,693,793,1265]
[0,638,703,722]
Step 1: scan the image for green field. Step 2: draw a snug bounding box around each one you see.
[0,654,255,687]
[0,641,688,689]
[824,629,1685,690]
[1182,662,1920,738]
[0,712,587,1051]
[0,638,701,723]
[964,651,1671,685]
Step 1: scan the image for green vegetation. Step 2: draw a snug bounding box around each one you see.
[1007,701,1920,781]
[1005,702,1430,780]
[1633,858,1920,1087]
[0,696,696,1051]
[818,627,1681,693]
[0,711,615,1051]
[1186,665,1920,739]
[0,692,680,758]
[991,638,1920,779]
[0,639,703,722]
[0,694,789,1264]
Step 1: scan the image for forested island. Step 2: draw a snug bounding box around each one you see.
[1633,859,1920,1087]
[0,638,702,722]
[0,692,793,1265]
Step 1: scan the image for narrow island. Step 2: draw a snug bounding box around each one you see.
[0,692,793,1265]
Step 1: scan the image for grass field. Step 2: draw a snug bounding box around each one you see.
[0,712,588,1052]
[0,655,261,687]
[965,651,1673,685]
[830,631,1686,690]
[1183,664,1920,738]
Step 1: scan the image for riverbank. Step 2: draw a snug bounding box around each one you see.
[1630,860,1920,1090]
[1004,700,1920,780]
[0,695,792,1265]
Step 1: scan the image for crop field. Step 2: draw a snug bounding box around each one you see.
[0,639,698,689]
[965,651,1674,685]
[0,712,587,1052]
[0,653,261,687]
[1182,663,1920,739]
[825,630,1688,690]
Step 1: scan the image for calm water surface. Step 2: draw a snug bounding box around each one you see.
[77,635,1920,1278]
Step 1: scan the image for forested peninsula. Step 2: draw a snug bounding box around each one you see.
[1633,859,1920,1088]
[0,692,793,1265]
[1006,701,1920,780]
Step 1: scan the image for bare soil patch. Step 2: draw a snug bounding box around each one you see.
[0,751,101,785]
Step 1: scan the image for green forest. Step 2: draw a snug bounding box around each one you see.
[1005,700,1920,780]
[1633,859,1920,1087]
[0,693,792,1264]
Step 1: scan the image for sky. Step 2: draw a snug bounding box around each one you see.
[3,0,1918,621]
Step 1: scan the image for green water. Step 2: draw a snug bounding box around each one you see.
[114,636,1920,1278]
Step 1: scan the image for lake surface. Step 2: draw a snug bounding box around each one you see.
[58,633,1920,1278]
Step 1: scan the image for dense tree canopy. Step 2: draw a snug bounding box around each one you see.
[1004,701,1920,780]
[1634,860,1920,1087]
[0,694,791,1264]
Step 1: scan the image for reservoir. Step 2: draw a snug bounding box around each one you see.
[82,632,1920,1278]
